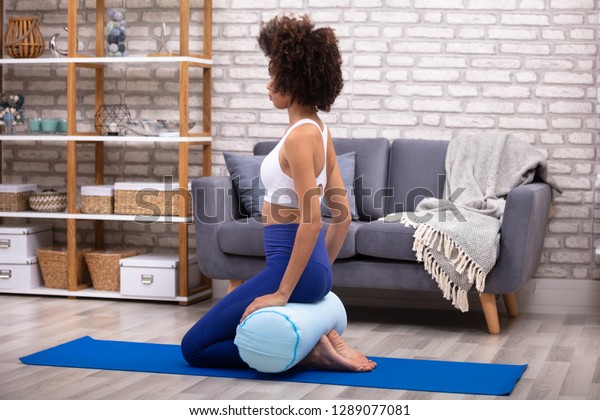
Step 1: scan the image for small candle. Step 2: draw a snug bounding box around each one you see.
[108,122,119,135]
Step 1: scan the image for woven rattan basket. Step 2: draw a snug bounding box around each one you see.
[29,190,67,212]
[0,184,37,212]
[113,182,192,216]
[81,195,113,214]
[84,249,140,291]
[4,17,45,59]
[81,185,114,214]
[37,247,91,289]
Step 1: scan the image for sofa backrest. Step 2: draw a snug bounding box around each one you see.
[254,138,390,221]
[385,138,449,214]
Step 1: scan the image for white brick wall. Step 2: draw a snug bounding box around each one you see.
[2,0,599,283]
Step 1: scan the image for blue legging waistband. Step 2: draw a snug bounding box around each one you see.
[264,223,330,269]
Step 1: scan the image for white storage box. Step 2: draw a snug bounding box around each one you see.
[0,256,43,290]
[119,253,201,298]
[0,223,53,259]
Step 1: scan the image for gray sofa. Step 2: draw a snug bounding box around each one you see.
[192,138,552,334]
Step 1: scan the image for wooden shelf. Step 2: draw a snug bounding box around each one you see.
[0,211,193,223]
[0,134,212,143]
[0,0,213,303]
[0,56,212,66]
[0,285,212,303]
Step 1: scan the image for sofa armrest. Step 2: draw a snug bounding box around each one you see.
[486,182,552,293]
[191,176,240,279]
[192,176,240,225]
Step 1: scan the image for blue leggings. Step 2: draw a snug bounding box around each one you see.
[181,223,333,368]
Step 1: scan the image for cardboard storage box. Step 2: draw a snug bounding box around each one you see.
[120,253,201,298]
[0,223,53,259]
[0,256,43,290]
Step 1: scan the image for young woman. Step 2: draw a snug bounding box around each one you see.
[181,14,376,373]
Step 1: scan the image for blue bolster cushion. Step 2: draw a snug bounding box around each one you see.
[234,292,347,373]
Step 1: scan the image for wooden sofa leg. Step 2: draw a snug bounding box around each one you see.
[479,293,500,335]
[502,293,519,318]
[227,280,244,294]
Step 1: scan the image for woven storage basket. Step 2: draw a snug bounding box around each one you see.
[0,184,37,212]
[113,182,192,216]
[81,185,114,214]
[29,190,67,212]
[37,247,91,289]
[84,249,140,291]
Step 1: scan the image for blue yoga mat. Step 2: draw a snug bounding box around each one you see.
[20,336,526,396]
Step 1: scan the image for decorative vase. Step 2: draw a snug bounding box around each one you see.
[4,17,45,58]
[105,8,126,57]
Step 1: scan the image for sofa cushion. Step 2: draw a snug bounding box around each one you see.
[322,219,360,259]
[355,219,417,262]
[385,139,448,215]
[218,218,360,259]
[321,152,358,220]
[256,138,390,221]
[223,153,265,217]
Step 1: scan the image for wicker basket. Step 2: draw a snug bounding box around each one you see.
[113,182,192,216]
[0,184,37,212]
[84,249,140,291]
[4,17,45,59]
[37,247,91,289]
[29,190,67,212]
[81,185,114,214]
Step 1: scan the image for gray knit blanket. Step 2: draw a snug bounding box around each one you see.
[383,133,561,312]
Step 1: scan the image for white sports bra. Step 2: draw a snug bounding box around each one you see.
[260,118,328,208]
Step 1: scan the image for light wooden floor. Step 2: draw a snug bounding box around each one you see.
[1,293,599,400]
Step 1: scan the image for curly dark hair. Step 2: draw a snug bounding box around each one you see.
[258,14,344,112]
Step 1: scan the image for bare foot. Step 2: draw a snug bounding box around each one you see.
[327,330,376,368]
[299,335,375,372]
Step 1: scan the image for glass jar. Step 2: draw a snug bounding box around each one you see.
[105,8,126,57]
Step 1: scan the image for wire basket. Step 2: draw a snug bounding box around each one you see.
[95,104,131,136]
[37,247,91,289]
[84,249,140,291]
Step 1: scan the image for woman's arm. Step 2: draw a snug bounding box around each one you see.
[240,126,323,322]
[323,139,352,265]
[275,127,323,299]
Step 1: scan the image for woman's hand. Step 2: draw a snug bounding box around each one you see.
[240,292,289,324]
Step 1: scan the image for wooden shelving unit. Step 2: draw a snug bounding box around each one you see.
[0,0,213,304]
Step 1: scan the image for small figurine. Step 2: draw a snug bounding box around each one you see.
[153,23,172,54]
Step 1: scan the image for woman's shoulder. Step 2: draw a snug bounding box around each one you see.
[283,123,323,148]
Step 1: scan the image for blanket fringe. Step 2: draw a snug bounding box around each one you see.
[402,217,488,312]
